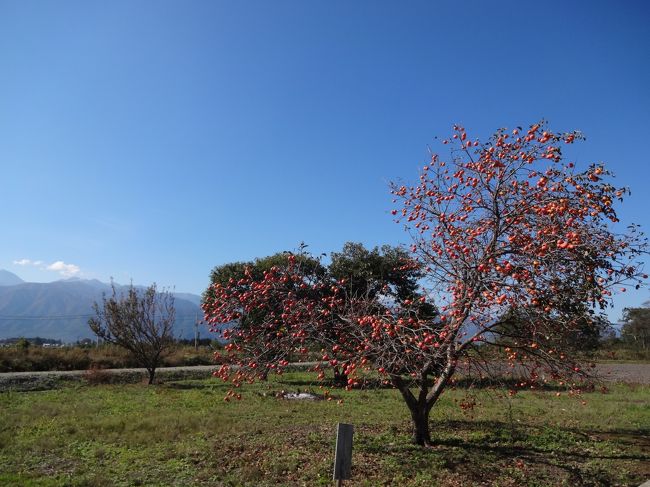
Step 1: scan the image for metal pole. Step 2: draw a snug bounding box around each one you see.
[194,313,199,350]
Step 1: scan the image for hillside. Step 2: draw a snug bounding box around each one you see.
[0,270,24,287]
[0,274,205,342]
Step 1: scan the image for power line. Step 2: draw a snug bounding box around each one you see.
[0,314,203,321]
[0,315,94,321]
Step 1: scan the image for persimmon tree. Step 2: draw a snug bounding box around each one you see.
[203,252,325,379]
[328,242,438,384]
[203,243,431,384]
[202,122,647,446]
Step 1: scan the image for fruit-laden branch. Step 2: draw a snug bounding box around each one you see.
[203,122,647,445]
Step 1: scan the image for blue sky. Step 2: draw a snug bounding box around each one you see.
[1,0,649,322]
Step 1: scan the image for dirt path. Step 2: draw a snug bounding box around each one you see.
[592,363,650,384]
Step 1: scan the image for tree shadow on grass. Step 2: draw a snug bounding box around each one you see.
[277,375,582,393]
[163,382,213,390]
[438,419,648,456]
[449,376,582,392]
[162,381,230,391]
[359,420,649,486]
[271,377,322,387]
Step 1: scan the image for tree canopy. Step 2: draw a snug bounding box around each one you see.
[621,304,650,350]
[203,122,647,445]
[89,283,175,384]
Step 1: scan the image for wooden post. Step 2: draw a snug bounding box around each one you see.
[333,423,353,485]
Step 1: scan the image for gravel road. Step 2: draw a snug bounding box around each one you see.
[0,362,647,392]
[0,363,318,392]
[0,364,220,379]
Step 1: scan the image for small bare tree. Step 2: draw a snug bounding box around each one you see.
[89,283,175,384]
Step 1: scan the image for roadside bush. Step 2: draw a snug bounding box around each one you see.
[88,345,139,369]
[0,344,217,372]
[83,364,114,385]
[163,347,214,367]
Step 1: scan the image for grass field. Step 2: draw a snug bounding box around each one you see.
[0,373,648,486]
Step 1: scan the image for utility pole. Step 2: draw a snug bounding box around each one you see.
[194,313,199,350]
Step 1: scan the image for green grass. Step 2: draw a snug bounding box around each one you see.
[0,374,648,486]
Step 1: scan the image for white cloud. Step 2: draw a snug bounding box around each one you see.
[13,258,82,277]
[13,259,44,267]
[46,261,81,277]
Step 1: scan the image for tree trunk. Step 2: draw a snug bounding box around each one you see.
[392,354,456,447]
[333,367,348,388]
[409,403,432,446]
[147,368,156,385]
[392,375,434,446]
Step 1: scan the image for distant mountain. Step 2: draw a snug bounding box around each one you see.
[0,275,206,342]
[0,270,24,286]
[174,292,202,307]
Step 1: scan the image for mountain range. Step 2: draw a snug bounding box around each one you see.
[0,270,206,342]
